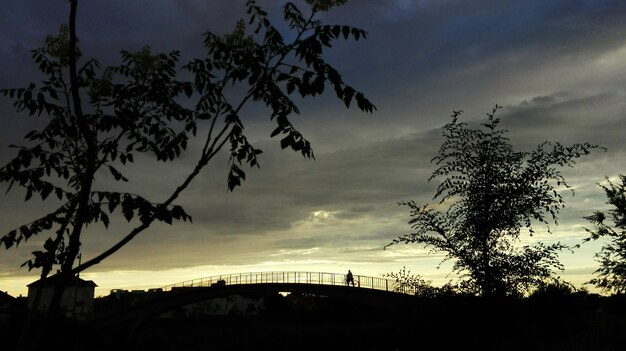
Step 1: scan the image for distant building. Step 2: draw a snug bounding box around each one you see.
[0,291,17,326]
[97,288,165,315]
[159,294,264,318]
[27,275,97,320]
[0,291,15,310]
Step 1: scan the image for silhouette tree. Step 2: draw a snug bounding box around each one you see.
[0,0,374,345]
[529,277,576,298]
[383,266,457,297]
[584,174,626,294]
[386,106,599,297]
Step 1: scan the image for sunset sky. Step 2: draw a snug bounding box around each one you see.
[1,0,625,297]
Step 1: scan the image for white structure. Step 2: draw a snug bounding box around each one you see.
[158,295,263,318]
[27,275,97,320]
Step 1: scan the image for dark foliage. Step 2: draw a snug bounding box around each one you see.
[383,266,459,297]
[387,106,600,297]
[585,174,626,294]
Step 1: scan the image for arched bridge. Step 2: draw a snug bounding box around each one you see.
[87,271,415,330]
[161,271,397,292]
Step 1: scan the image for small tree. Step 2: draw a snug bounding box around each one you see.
[383,266,435,295]
[383,266,458,297]
[386,106,599,297]
[584,174,626,294]
[529,277,576,298]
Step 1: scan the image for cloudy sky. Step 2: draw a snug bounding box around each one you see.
[1,0,625,297]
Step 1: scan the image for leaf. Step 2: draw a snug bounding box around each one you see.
[228,164,246,191]
[171,205,187,221]
[25,188,33,202]
[280,134,293,149]
[101,212,110,228]
[121,196,135,222]
[108,165,129,182]
[342,87,354,108]
[342,26,350,40]
[156,209,173,225]
[270,125,283,138]
[1,230,17,249]
[40,183,53,201]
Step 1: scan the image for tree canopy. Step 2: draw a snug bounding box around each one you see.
[585,174,626,294]
[387,106,600,297]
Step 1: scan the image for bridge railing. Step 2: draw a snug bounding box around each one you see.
[160,271,410,294]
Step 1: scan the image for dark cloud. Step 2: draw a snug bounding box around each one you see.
[502,91,626,149]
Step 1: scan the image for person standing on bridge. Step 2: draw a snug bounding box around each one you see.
[346,270,355,286]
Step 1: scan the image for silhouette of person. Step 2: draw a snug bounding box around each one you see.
[346,270,354,286]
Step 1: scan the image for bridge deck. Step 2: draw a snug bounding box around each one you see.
[160,271,408,294]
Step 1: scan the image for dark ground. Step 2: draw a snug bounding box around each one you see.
[2,293,626,351]
[122,295,626,351]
